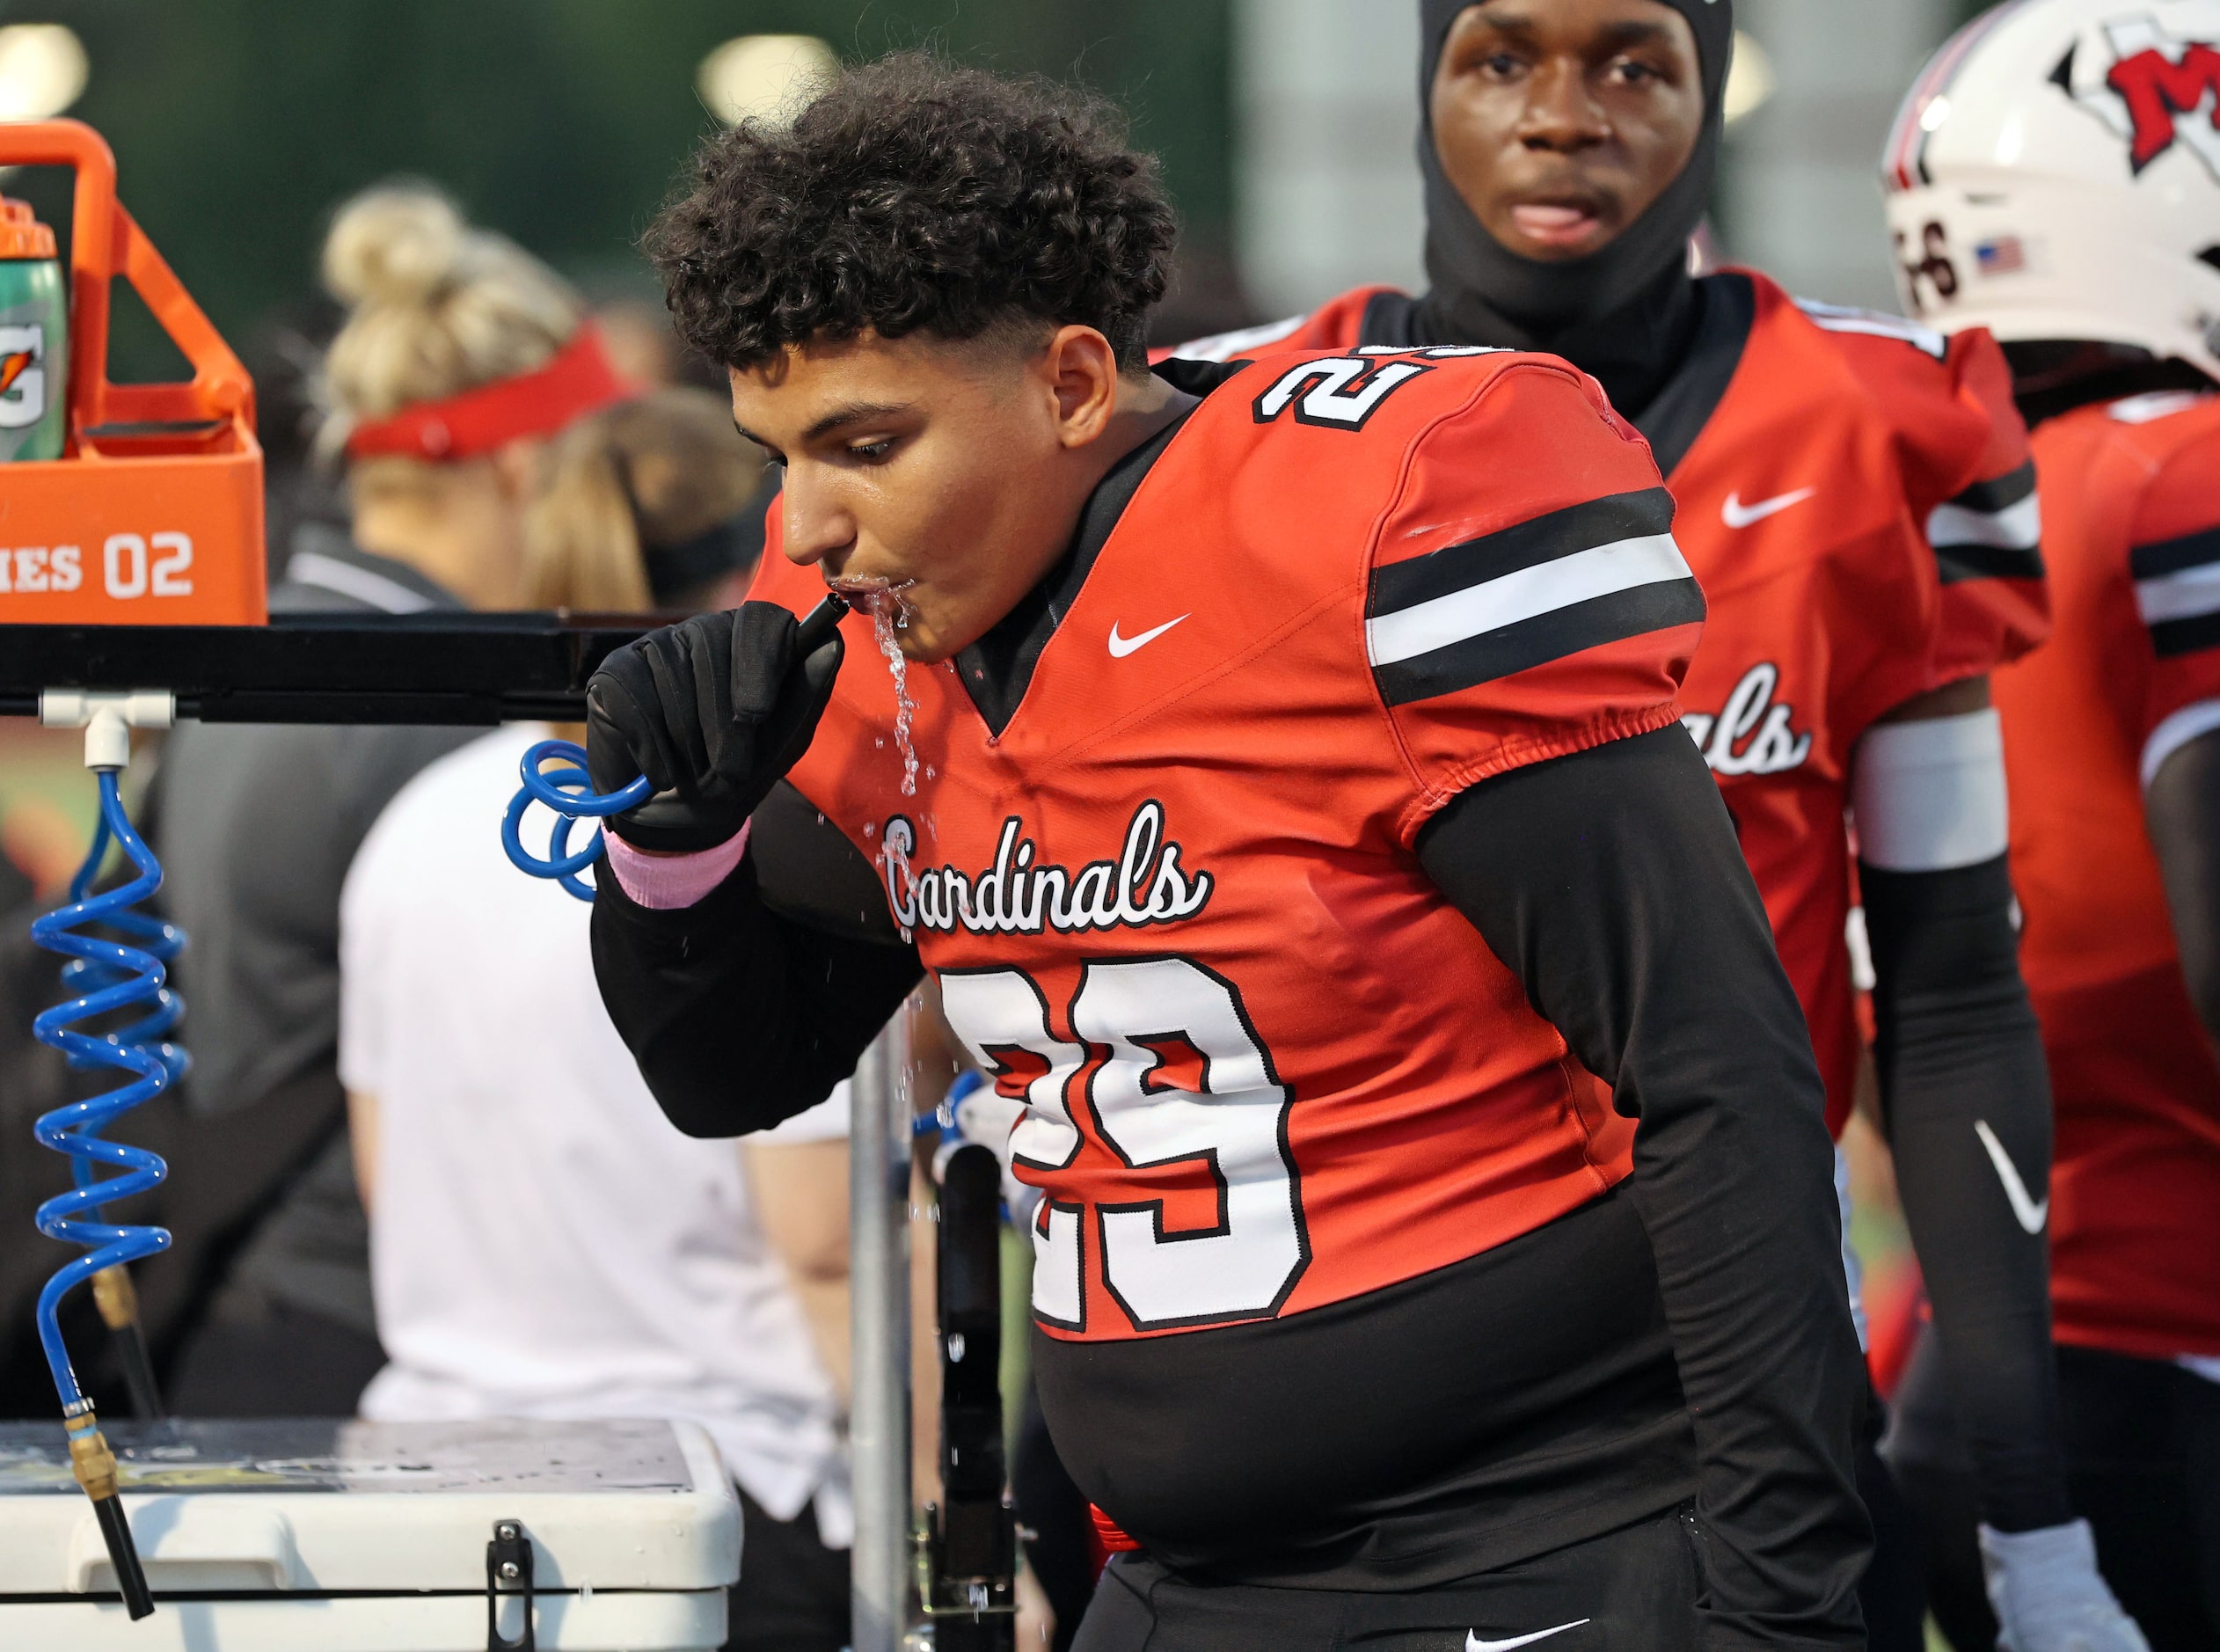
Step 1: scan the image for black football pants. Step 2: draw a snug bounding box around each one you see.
[1070,1503,1705,1652]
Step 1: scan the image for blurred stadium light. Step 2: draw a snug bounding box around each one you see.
[697,34,838,128]
[1232,0,1425,318]
[1723,31,1778,126]
[0,25,87,123]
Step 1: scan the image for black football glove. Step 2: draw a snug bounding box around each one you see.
[586,600,844,853]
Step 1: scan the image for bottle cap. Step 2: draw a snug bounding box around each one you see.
[0,197,56,259]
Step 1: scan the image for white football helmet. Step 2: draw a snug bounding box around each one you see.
[1881,0,2220,378]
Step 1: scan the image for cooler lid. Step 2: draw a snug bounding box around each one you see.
[0,1417,740,1597]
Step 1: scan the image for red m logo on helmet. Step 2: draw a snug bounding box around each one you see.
[2107,41,2220,172]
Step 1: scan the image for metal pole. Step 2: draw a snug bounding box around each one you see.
[849,1015,914,1652]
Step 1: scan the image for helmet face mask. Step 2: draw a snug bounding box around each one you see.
[1880,0,2220,384]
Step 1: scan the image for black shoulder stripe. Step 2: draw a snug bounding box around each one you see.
[2130,525,2220,582]
[2150,612,2220,659]
[1938,545,2046,584]
[1946,459,2036,515]
[1369,487,1677,618]
[1374,579,1705,707]
[2134,524,2220,657]
[1928,457,2043,584]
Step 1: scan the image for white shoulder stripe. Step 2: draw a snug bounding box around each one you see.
[2143,699,2220,789]
[1795,298,1947,360]
[2110,390,2208,426]
[1365,532,1690,668]
[2136,562,2220,626]
[1928,492,2041,552]
[1168,314,1307,363]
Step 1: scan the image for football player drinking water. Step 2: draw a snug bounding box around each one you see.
[583,52,1869,1651]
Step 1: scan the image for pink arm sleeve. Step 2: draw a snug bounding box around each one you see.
[600,822,752,910]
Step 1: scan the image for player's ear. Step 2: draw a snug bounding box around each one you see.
[1041,324,1121,450]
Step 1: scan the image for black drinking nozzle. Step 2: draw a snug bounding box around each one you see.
[798,592,849,654]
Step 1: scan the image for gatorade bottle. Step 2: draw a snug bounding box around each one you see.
[0,196,66,461]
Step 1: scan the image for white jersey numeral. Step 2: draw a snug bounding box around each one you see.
[938,957,1305,1331]
[1252,356,1430,429]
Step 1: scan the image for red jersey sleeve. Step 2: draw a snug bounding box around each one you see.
[2129,420,2220,765]
[1903,326,2049,684]
[1369,360,1703,846]
[1802,311,2048,694]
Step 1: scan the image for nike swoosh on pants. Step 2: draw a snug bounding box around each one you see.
[1466,1620,1591,1651]
[1974,1119,2048,1235]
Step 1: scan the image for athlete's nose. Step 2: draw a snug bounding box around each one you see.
[1515,59,1610,153]
[778,469,858,570]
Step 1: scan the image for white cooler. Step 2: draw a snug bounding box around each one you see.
[0,1415,741,1651]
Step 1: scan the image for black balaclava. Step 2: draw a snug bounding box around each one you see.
[1414,0,1734,415]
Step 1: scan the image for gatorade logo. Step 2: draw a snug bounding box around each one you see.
[0,324,46,429]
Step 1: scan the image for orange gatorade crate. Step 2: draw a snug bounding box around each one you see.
[0,119,263,626]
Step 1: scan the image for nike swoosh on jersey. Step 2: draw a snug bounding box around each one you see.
[1721,487,1817,529]
[1107,614,1190,657]
[1466,1622,1591,1652]
[1974,1120,2048,1235]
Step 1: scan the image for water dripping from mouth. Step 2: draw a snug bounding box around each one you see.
[827,578,920,797]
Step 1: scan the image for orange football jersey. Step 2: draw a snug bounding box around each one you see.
[1991,388,2220,1363]
[1189,270,2048,1132]
[752,349,1700,1341]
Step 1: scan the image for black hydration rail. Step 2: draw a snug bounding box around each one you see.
[0,610,661,725]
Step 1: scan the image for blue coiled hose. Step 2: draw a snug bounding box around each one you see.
[503,596,851,900]
[27,770,182,1413]
[502,739,652,901]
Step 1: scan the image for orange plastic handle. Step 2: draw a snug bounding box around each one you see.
[0,119,252,439]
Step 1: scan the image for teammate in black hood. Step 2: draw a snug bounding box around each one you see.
[1348,7,2090,1650]
[1401,0,1731,417]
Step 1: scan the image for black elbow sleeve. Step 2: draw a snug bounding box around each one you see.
[1861,854,2070,1532]
[590,850,922,1138]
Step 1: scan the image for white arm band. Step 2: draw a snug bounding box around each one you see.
[2142,698,2220,791]
[1851,707,2010,873]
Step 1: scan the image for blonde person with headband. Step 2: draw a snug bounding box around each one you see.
[523,390,777,616]
[152,185,634,1417]
[339,391,859,1652]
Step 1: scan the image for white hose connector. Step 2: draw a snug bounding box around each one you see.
[39,690,176,772]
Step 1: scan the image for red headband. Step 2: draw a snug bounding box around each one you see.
[344,323,639,462]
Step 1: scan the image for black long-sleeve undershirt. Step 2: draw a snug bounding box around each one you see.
[589,782,921,1138]
[591,727,1869,1643]
[1420,726,1868,1647]
[1860,853,2070,1536]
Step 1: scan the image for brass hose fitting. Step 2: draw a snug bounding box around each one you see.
[90,1264,139,1332]
[65,1410,119,1500]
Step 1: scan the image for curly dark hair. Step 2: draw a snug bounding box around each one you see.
[646,55,1179,372]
